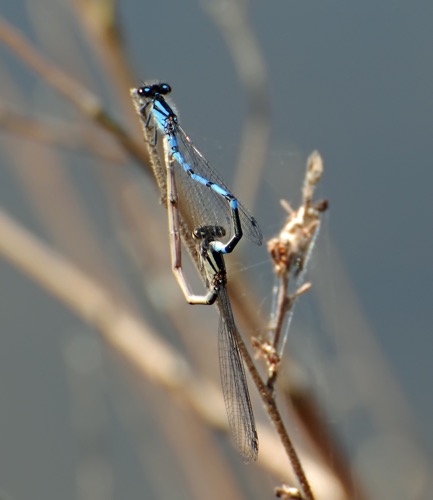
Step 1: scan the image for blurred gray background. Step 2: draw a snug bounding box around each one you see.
[0,1,432,499]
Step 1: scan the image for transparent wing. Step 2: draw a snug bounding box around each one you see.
[174,124,262,246]
[279,220,322,355]
[217,287,258,462]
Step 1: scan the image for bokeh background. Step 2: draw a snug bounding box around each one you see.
[0,1,432,499]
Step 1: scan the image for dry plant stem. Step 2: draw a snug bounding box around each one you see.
[0,16,148,169]
[267,152,326,369]
[265,152,361,498]
[234,330,315,500]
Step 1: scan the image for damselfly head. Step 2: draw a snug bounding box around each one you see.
[193,225,226,241]
[137,82,172,99]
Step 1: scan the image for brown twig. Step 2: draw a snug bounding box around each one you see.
[261,152,363,499]
[260,151,327,387]
[234,329,315,500]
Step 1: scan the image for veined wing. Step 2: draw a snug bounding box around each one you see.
[174,124,262,246]
[217,286,258,462]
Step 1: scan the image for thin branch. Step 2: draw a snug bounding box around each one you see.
[234,328,315,500]
[259,152,364,499]
[260,152,327,386]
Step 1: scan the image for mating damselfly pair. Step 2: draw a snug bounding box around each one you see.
[131,82,261,462]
